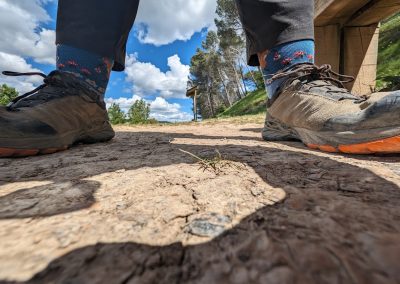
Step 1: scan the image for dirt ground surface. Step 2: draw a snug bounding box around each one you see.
[0,121,400,284]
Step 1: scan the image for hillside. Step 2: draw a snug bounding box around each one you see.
[377,13,400,89]
[219,13,400,118]
[218,88,266,117]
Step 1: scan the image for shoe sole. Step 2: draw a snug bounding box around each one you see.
[295,126,400,154]
[0,125,115,158]
[307,135,400,154]
[263,118,400,154]
[0,146,69,157]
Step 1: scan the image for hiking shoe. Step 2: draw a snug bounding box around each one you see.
[262,63,400,154]
[0,71,115,157]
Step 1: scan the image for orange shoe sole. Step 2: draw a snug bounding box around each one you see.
[0,146,68,158]
[307,135,400,154]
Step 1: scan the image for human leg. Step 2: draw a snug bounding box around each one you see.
[0,0,140,157]
[235,0,400,154]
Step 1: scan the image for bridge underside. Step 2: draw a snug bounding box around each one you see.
[314,0,400,94]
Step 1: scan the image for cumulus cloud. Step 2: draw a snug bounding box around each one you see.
[135,0,217,45]
[124,54,190,99]
[105,96,192,122]
[0,0,56,65]
[0,52,44,94]
[149,97,192,122]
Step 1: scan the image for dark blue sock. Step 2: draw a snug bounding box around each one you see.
[56,44,113,99]
[262,40,315,99]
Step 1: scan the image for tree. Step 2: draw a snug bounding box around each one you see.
[108,103,126,124]
[215,0,247,99]
[127,99,150,124]
[0,84,18,106]
[244,69,265,90]
[190,32,227,118]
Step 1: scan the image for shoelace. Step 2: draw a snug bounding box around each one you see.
[2,71,48,108]
[267,63,354,88]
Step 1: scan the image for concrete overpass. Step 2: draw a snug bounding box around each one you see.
[314,0,400,94]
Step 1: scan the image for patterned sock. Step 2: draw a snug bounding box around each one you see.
[56,44,113,99]
[263,40,315,100]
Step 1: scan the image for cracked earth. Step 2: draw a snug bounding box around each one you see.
[0,122,399,283]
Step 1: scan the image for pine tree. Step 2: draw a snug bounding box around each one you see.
[108,103,126,124]
[127,99,150,124]
[189,0,265,119]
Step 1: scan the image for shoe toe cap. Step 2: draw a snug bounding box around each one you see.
[324,91,400,131]
[369,91,400,114]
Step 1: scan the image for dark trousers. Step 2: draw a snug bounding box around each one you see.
[56,0,314,71]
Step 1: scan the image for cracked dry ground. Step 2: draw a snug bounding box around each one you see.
[0,122,400,284]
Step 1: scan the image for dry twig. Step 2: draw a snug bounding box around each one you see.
[179,149,243,174]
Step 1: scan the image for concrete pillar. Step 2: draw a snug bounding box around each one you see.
[342,24,380,95]
[315,23,380,95]
[315,24,341,73]
[314,0,400,95]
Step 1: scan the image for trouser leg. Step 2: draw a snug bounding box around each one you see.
[56,0,140,71]
[235,0,315,66]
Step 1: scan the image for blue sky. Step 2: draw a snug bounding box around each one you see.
[0,0,217,121]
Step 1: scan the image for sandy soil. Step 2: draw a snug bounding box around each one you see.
[0,122,399,284]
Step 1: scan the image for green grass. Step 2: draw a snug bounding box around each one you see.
[218,88,266,117]
[377,13,400,89]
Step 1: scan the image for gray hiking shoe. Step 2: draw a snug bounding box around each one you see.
[0,71,115,157]
[262,63,400,154]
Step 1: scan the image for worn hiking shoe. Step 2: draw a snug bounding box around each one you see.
[262,63,400,154]
[0,71,115,157]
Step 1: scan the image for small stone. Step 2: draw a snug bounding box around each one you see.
[250,187,264,197]
[188,219,225,237]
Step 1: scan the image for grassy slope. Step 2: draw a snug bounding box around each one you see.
[218,88,266,117]
[219,13,399,118]
[377,13,400,89]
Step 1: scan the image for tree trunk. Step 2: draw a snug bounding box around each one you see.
[217,68,232,106]
[239,65,248,96]
[230,60,244,98]
[206,77,215,118]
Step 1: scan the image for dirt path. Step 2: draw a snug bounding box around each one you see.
[1,122,399,284]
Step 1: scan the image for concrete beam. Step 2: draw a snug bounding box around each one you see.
[315,0,370,26]
[347,0,400,26]
[315,0,400,26]
[315,0,336,19]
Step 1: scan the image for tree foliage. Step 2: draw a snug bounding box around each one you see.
[127,99,150,124]
[189,0,263,119]
[0,84,18,106]
[108,100,154,125]
[108,103,126,124]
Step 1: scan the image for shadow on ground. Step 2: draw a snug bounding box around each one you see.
[1,130,399,283]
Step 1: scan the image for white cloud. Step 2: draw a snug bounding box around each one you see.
[135,0,217,46]
[105,96,192,122]
[0,52,44,94]
[124,54,190,99]
[149,97,192,122]
[0,0,56,65]
[0,0,54,94]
